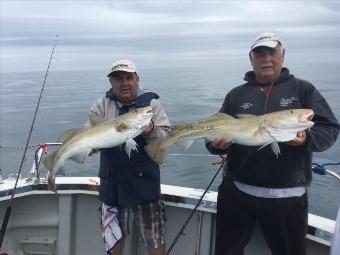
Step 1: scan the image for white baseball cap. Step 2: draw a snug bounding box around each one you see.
[250,32,283,52]
[107,59,138,77]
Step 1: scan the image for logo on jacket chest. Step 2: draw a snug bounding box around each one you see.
[280,97,298,107]
[240,102,253,110]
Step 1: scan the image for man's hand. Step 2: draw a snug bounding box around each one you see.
[211,137,232,150]
[143,120,154,136]
[286,131,307,146]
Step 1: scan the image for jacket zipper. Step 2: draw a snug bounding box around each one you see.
[257,81,274,114]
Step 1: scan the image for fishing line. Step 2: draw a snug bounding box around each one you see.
[0,144,38,150]
[165,156,227,255]
[0,34,59,248]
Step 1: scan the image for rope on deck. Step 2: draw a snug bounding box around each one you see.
[312,161,340,175]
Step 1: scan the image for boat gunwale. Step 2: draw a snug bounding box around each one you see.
[0,176,335,247]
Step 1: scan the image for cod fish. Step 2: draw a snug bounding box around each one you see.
[43,106,154,192]
[145,109,314,164]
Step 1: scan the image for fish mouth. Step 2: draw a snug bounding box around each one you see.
[300,111,314,125]
[142,108,154,118]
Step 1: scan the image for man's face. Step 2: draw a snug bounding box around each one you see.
[250,45,285,84]
[109,71,139,103]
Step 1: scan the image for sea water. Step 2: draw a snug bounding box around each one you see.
[0,64,339,220]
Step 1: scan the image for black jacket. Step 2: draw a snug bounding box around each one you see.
[207,68,339,188]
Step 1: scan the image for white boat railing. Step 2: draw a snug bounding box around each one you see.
[0,142,338,255]
[27,142,62,184]
[26,143,340,182]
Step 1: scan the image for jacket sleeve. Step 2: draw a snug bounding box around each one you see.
[143,99,170,143]
[84,98,106,128]
[302,83,340,152]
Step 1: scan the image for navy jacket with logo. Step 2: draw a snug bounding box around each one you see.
[208,68,339,188]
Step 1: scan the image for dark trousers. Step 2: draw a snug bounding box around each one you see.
[215,178,308,255]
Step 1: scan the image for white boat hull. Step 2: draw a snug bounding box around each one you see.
[0,177,335,255]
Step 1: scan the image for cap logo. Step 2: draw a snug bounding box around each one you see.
[256,36,272,41]
[112,63,129,71]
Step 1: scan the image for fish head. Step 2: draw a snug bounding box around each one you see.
[266,109,314,130]
[132,106,154,123]
[133,106,154,118]
[124,106,154,132]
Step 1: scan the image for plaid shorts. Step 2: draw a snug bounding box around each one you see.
[118,199,166,249]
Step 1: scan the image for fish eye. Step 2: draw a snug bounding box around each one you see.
[289,110,294,114]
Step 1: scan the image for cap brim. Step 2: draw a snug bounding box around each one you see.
[107,69,136,77]
[251,41,278,51]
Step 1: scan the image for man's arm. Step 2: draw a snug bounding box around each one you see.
[143,99,170,142]
[84,98,106,128]
[86,98,106,155]
[303,85,339,152]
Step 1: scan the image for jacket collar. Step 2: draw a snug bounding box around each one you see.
[105,87,159,108]
[105,87,144,105]
[244,67,293,86]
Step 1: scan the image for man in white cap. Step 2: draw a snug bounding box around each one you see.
[206,32,339,254]
[88,59,170,255]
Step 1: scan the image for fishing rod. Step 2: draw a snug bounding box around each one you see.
[0,34,59,248]
[165,156,227,255]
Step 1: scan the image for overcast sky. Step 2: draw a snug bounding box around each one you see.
[1,1,340,72]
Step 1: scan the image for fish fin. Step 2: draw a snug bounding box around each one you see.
[89,114,105,126]
[270,142,281,158]
[257,140,274,151]
[145,139,166,164]
[258,125,282,157]
[197,112,235,124]
[43,150,58,171]
[257,140,281,158]
[125,137,138,157]
[69,152,87,164]
[261,124,298,142]
[57,128,82,143]
[235,114,256,119]
[176,140,195,151]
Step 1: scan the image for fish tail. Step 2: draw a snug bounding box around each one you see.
[43,150,59,193]
[144,139,166,165]
[43,150,58,171]
[47,170,58,194]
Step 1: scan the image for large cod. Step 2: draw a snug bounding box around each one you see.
[146,109,314,164]
[43,106,154,192]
